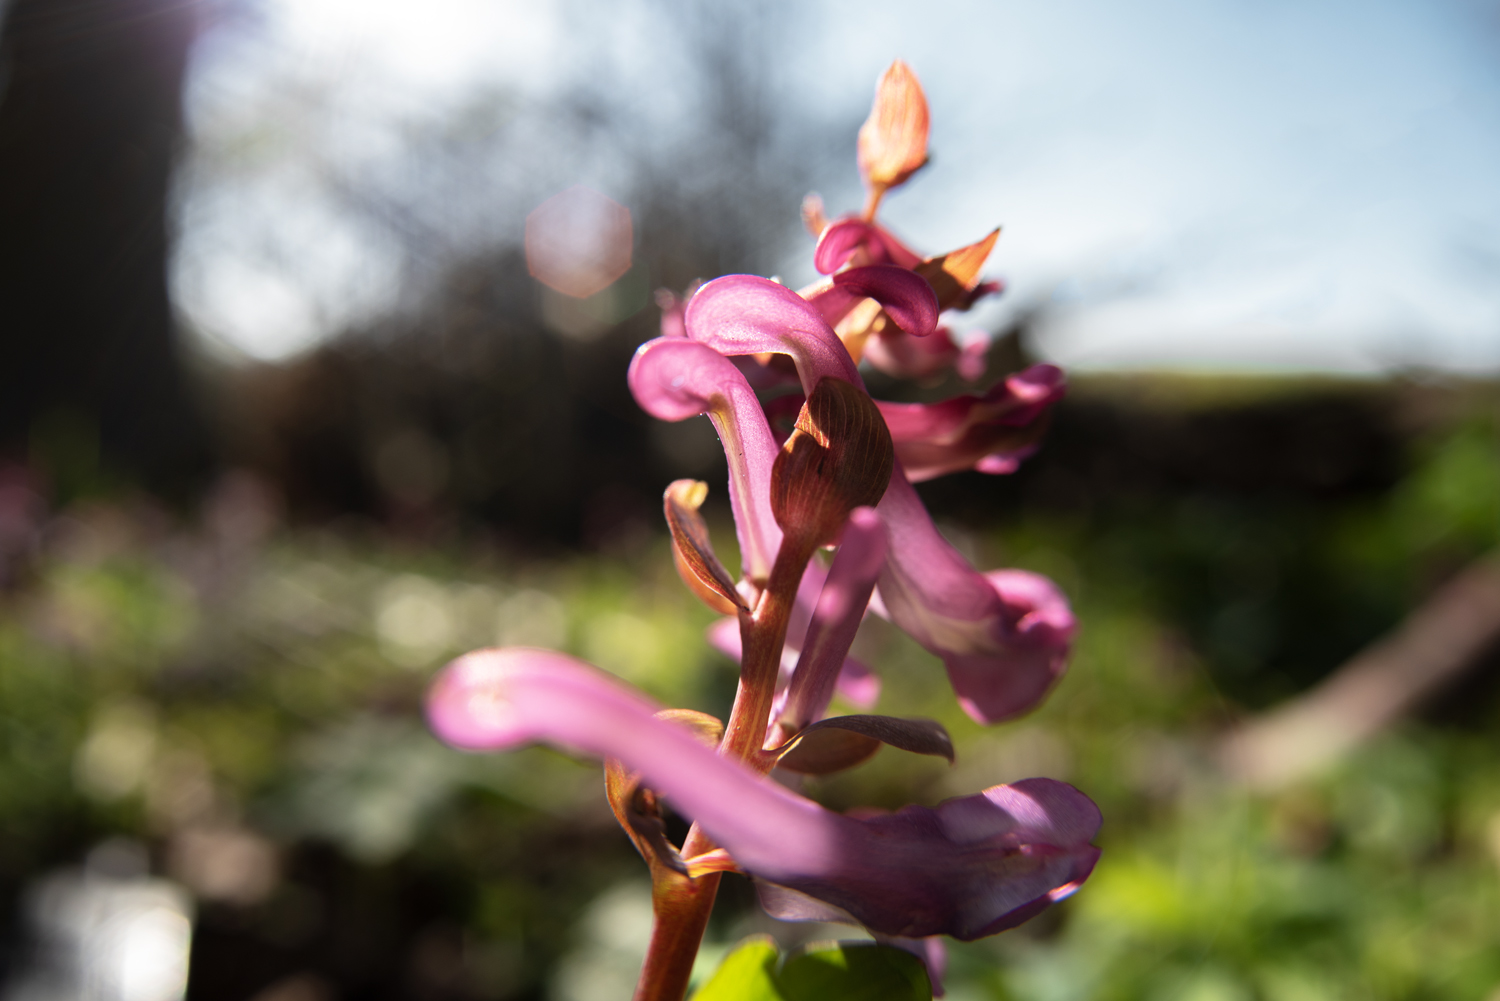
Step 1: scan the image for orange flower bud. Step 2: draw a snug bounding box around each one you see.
[857,61,930,195]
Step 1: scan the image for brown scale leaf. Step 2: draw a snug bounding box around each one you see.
[605,709,725,877]
[915,228,1001,311]
[770,379,894,548]
[774,715,955,775]
[664,480,746,615]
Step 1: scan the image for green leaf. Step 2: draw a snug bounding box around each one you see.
[778,941,932,1001]
[693,937,932,1001]
[692,936,781,1001]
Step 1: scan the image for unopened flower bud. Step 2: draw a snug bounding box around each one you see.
[771,378,894,548]
[858,61,930,194]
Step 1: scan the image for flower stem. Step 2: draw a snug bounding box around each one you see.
[720,534,816,764]
[633,871,723,1001]
[632,533,817,1000]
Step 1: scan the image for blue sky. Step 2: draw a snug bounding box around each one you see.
[175,0,1500,372]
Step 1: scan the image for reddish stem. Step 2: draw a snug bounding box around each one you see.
[630,531,816,1001]
[720,534,816,764]
[632,872,723,1001]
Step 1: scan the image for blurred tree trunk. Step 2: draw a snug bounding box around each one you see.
[0,0,212,497]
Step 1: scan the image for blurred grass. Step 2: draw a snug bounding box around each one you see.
[0,379,1497,1001]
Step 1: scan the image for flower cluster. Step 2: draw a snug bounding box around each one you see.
[426,61,1098,1001]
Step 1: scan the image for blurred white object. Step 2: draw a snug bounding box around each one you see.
[5,841,193,1001]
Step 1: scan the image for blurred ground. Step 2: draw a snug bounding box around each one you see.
[0,374,1496,1001]
[2,2,1499,999]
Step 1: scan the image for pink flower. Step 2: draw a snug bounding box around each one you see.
[877,363,1067,483]
[799,60,1026,395]
[428,649,1100,940]
[805,214,1008,385]
[878,473,1075,724]
[632,274,1075,725]
[428,59,1095,998]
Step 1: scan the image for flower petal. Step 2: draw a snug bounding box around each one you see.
[711,614,881,713]
[875,470,1075,723]
[877,364,1066,482]
[836,267,939,337]
[878,364,1064,441]
[428,648,1099,940]
[814,219,923,274]
[778,507,887,733]
[862,325,967,381]
[804,266,938,339]
[767,777,1099,940]
[814,219,878,274]
[685,275,861,390]
[655,288,688,338]
[628,336,783,582]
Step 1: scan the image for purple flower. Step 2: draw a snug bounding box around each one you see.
[877,364,1067,483]
[812,216,924,273]
[774,505,888,737]
[430,60,1096,998]
[878,472,1075,724]
[427,648,1101,940]
[633,273,1076,725]
[629,336,782,584]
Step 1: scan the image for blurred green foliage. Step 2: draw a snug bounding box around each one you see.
[694,937,931,1001]
[0,379,1496,1001]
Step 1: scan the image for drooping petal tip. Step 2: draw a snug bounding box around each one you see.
[628,337,783,581]
[876,472,1075,724]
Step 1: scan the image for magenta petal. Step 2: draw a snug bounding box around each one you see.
[876,469,1075,723]
[428,648,834,877]
[628,337,783,581]
[656,289,688,338]
[835,657,881,710]
[863,325,966,381]
[879,365,1064,441]
[427,649,1100,940]
[813,218,924,273]
[710,563,880,713]
[877,364,1066,482]
[831,266,939,337]
[685,275,861,392]
[757,881,857,923]
[707,616,743,662]
[779,507,888,733]
[801,279,864,330]
[814,219,878,274]
[868,222,924,270]
[772,777,1100,940]
[955,341,989,383]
